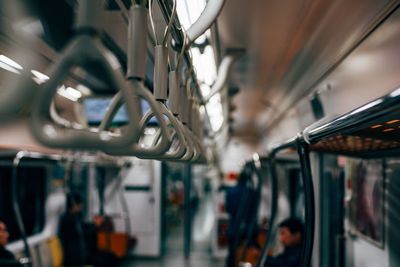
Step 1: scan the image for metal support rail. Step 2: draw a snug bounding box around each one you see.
[257,135,315,267]
[239,159,263,263]
[11,151,63,267]
[296,138,316,267]
[255,153,279,267]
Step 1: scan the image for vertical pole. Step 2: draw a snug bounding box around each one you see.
[183,164,192,259]
[256,157,278,267]
[297,140,315,267]
[98,167,105,216]
[160,163,168,254]
[319,153,328,267]
[11,153,32,267]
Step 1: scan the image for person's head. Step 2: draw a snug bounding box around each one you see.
[0,219,9,247]
[66,192,83,214]
[278,218,304,247]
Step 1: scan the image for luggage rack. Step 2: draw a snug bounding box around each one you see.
[304,86,400,158]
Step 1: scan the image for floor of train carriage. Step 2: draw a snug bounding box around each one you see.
[120,193,225,267]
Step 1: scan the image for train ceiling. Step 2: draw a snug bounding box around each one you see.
[2,0,400,148]
[217,0,399,142]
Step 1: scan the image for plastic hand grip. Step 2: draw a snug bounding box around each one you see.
[127,5,148,80]
[138,104,188,160]
[76,0,103,31]
[180,126,196,161]
[169,70,180,116]
[101,80,172,157]
[0,71,37,122]
[30,35,142,150]
[154,46,169,101]
[186,0,225,45]
[180,80,190,125]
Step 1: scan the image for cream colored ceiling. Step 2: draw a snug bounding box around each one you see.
[216,0,399,141]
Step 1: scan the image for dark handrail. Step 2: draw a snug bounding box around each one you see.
[304,86,400,144]
[231,177,253,260]
[239,161,263,263]
[296,139,316,267]
[255,152,280,267]
[261,136,315,267]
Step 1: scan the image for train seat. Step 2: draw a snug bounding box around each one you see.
[37,240,53,267]
[47,236,63,267]
[29,245,40,267]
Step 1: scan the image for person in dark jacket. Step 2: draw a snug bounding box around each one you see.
[58,192,87,267]
[0,219,20,267]
[225,164,257,267]
[59,192,118,267]
[265,218,304,267]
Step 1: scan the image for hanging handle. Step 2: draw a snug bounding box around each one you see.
[30,36,142,150]
[127,5,148,80]
[137,103,188,160]
[154,46,169,101]
[185,0,226,45]
[101,80,172,157]
[76,0,103,32]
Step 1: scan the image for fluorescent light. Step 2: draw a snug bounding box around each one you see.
[0,62,20,74]
[144,128,157,135]
[200,84,211,97]
[13,19,44,36]
[390,87,400,97]
[199,105,206,116]
[191,46,216,86]
[206,93,224,131]
[209,114,224,132]
[177,0,207,30]
[57,85,78,102]
[76,84,91,96]
[66,87,82,99]
[31,69,49,84]
[0,55,23,70]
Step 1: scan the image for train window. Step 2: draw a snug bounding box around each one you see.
[0,165,47,242]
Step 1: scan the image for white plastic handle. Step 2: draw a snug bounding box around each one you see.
[186,0,226,45]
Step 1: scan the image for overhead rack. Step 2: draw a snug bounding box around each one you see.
[304,86,400,158]
[265,86,400,267]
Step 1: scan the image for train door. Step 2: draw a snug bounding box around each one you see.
[319,155,345,267]
[287,167,304,219]
[122,158,161,257]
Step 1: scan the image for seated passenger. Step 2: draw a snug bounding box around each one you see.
[0,219,20,267]
[265,218,304,267]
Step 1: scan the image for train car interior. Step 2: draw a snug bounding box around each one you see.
[0,0,400,267]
